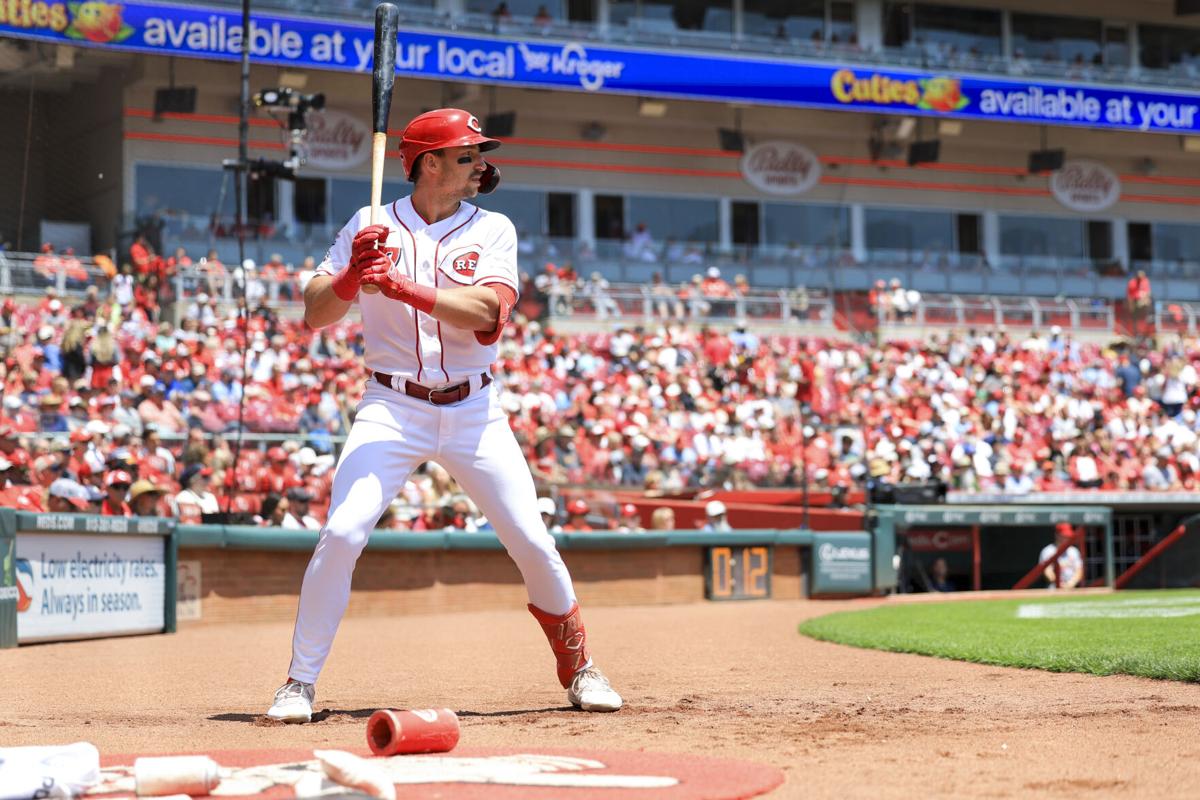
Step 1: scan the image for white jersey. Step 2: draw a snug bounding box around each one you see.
[1039,543,1083,586]
[317,197,519,384]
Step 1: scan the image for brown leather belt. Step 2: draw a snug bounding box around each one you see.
[374,371,492,406]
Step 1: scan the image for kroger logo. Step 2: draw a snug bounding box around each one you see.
[516,42,626,91]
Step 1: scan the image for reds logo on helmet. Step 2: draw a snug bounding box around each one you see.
[453,251,480,277]
[466,115,482,133]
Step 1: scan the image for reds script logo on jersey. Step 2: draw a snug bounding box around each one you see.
[452,251,480,278]
[438,244,484,285]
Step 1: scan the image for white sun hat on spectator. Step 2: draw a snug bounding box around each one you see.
[85,420,110,437]
[536,496,557,517]
[297,447,318,467]
[139,374,156,389]
[705,500,727,517]
[706,266,720,278]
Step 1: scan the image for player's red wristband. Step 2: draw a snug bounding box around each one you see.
[402,281,437,315]
[330,264,359,302]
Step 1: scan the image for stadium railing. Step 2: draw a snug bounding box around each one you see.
[880,293,1114,331]
[543,284,832,326]
[144,231,1170,303]
[0,251,109,298]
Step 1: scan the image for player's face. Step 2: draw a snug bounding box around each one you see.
[437,146,485,199]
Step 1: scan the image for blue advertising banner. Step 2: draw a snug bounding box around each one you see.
[3,0,1199,134]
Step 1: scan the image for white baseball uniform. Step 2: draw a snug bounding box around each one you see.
[287,197,580,684]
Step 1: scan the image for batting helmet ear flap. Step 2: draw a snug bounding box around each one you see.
[478,161,500,194]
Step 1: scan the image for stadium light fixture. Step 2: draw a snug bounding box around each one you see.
[638,99,668,118]
[1028,149,1065,174]
[278,71,309,90]
[937,120,963,136]
[907,139,940,166]
[1028,126,1063,174]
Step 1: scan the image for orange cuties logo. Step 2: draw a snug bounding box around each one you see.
[918,77,969,112]
[831,69,969,113]
[66,1,133,43]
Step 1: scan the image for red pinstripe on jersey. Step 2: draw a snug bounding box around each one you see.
[391,201,424,382]
[433,207,480,383]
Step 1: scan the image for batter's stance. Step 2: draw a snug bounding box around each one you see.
[267,109,622,722]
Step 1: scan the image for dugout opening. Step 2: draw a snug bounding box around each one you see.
[873,505,1114,594]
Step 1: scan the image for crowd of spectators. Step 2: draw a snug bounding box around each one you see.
[6,256,1200,533]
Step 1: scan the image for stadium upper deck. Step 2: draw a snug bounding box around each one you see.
[2,0,1199,301]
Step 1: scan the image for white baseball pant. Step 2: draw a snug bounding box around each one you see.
[287,380,578,684]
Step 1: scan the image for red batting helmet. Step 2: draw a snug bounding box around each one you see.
[399,108,501,191]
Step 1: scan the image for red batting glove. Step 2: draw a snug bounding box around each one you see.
[330,224,390,302]
[351,224,389,259]
[359,255,437,315]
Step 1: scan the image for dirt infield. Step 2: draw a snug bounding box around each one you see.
[5,598,1200,798]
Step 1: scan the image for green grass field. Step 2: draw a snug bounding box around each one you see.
[799,590,1200,682]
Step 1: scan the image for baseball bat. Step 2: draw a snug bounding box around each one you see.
[362,2,399,294]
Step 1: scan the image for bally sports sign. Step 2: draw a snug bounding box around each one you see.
[1050,160,1121,212]
[304,109,370,170]
[740,141,822,196]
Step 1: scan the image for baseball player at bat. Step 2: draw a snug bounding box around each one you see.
[266,108,623,722]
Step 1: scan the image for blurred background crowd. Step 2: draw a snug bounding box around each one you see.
[2,243,1198,533]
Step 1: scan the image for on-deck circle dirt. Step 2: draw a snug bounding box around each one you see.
[5,600,1199,798]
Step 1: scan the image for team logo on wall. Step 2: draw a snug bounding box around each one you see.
[1050,160,1121,212]
[305,110,371,170]
[740,141,822,196]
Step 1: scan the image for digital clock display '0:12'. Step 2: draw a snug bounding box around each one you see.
[706,546,772,600]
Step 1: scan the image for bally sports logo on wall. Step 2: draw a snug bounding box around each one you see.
[1050,160,1121,212]
[740,141,822,196]
[304,109,370,170]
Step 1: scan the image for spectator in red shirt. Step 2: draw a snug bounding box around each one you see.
[258,446,302,494]
[702,327,732,366]
[130,234,153,277]
[33,243,59,281]
[1126,269,1152,337]
[101,470,133,516]
[700,267,733,299]
[561,498,593,531]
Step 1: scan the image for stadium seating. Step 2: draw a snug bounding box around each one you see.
[4,244,1200,533]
